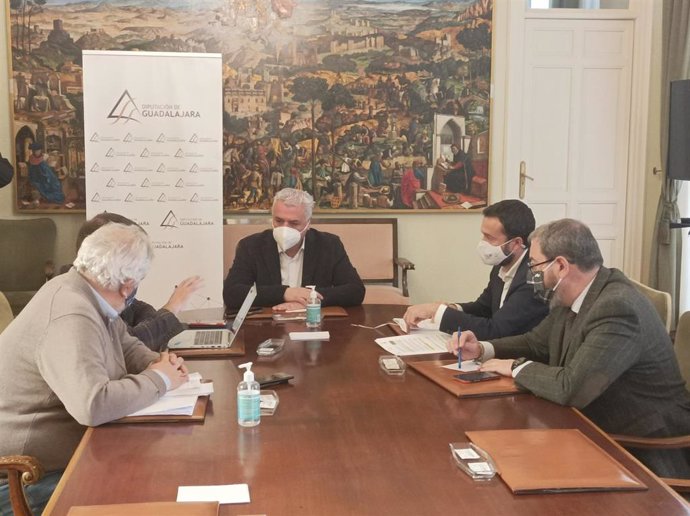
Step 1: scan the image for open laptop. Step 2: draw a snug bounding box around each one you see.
[168,284,257,350]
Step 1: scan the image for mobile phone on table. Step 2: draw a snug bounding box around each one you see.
[453,371,501,383]
[256,372,294,388]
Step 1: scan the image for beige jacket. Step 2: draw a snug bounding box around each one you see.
[0,269,167,472]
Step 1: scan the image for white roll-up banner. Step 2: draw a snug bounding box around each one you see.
[83,50,223,310]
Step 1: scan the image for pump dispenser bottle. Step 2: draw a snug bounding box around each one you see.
[306,285,321,328]
[237,362,260,427]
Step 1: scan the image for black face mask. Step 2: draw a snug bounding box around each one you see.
[125,287,138,308]
[526,261,561,304]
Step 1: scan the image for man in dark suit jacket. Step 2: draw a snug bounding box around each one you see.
[71,212,202,351]
[454,219,690,478]
[403,200,548,339]
[223,188,365,309]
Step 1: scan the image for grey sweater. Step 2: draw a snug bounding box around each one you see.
[0,269,167,472]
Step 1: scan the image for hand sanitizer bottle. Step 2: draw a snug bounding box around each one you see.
[237,362,260,427]
[306,285,321,328]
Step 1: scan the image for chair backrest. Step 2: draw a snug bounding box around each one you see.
[223,218,412,304]
[223,218,399,283]
[674,311,690,387]
[0,291,14,334]
[630,279,672,333]
[0,218,56,314]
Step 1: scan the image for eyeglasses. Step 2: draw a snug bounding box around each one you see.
[527,258,554,273]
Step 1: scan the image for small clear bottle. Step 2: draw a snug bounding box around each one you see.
[237,362,260,427]
[306,285,321,328]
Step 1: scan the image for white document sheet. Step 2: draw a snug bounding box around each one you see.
[289,331,330,341]
[374,331,449,356]
[442,360,481,372]
[177,484,250,504]
[127,395,198,417]
[126,372,212,416]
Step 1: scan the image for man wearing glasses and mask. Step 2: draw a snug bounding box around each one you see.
[451,218,690,479]
[223,188,365,309]
[403,199,548,339]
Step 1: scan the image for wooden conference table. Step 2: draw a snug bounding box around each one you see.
[44,305,690,515]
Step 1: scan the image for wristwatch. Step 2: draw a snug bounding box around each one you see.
[511,357,528,371]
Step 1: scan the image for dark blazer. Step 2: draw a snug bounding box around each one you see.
[120,300,184,352]
[439,256,549,339]
[492,267,690,478]
[223,228,365,308]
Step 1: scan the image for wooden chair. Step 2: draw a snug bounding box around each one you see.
[0,291,13,334]
[0,455,44,516]
[629,278,672,333]
[675,311,690,387]
[610,311,690,493]
[223,218,415,305]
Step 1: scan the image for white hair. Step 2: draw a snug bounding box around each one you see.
[272,188,315,220]
[74,223,153,290]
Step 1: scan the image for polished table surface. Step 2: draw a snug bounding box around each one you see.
[44,305,690,515]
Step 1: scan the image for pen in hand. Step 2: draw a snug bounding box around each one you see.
[457,326,463,369]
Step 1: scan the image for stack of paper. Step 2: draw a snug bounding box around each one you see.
[375,332,449,356]
[127,372,213,417]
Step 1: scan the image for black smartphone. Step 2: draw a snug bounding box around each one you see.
[256,372,295,388]
[453,371,501,383]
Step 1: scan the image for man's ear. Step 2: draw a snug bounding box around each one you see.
[555,256,569,275]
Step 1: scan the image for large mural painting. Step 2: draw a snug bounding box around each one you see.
[7,0,492,213]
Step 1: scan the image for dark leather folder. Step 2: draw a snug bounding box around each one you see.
[466,429,647,494]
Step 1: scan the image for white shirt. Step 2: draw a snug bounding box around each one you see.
[279,238,306,288]
[433,249,528,323]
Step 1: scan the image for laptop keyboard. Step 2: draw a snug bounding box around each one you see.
[194,331,225,347]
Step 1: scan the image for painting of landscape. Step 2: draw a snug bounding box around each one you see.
[7,0,492,212]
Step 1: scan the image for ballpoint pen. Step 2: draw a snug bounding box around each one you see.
[457,325,463,369]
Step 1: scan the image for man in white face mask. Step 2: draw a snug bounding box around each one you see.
[450,219,690,480]
[403,199,548,340]
[223,188,365,309]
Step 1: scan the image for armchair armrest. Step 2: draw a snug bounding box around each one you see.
[0,455,44,516]
[660,477,690,493]
[394,257,415,271]
[394,257,415,298]
[609,434,690,449]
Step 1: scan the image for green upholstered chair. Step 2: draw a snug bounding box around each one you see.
[0,218,56,315]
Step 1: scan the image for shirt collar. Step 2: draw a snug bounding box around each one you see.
[277,236,306,257]
[498,248,527,282]
[85,282,120,321]
[571,276,597,314]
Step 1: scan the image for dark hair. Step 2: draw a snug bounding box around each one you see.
[76,212,138,252]
[530,218,603,271]
[482,199,536,244]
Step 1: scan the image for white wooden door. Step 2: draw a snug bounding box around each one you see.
[504,17,634,268]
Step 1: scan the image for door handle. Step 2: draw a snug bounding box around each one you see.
[519,161,533,199]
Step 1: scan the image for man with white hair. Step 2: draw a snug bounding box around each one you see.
[0,223,187,515]
[223,188,365,309]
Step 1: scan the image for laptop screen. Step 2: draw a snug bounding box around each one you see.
[230,283,257,334]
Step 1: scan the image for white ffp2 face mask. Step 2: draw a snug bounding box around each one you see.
[273,225,306,252]
[476,238,515,267]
